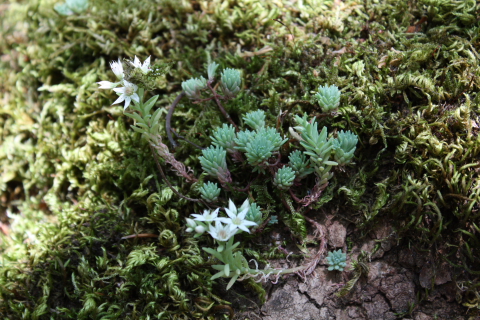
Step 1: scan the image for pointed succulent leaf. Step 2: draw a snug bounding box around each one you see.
[207,62,219,80]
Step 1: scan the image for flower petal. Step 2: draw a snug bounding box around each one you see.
[123,96,132,109]
[97,81,119,89]
[227,199,236,214]
[237,208,249,220]
[143,56,151,67]
[131,93,140,103]
[211,208,220,219]
[112,95,125,105]
[237,224,250,233]
[113,86,126,94]
[216,217,232,225]
[224,208,236,220]
[133,56,141,67]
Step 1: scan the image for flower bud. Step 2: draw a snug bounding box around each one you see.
[195,225,206,234]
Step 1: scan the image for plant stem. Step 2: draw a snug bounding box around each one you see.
[166,91,186,148]
[150,145,201,202]
[206,81,238,131]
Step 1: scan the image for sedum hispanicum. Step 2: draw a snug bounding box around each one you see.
[220,68,242,98]
[288,150,314,180]
[243,110,266,131]
[182,77,207,99]
[333,130,359,165]
[199,181,221,202]
[273,166,296,190]
[315,84,341,112]
[211,124,237,153]
[199,146,232,184]
[294,113,338,185]
[326,249,347,271]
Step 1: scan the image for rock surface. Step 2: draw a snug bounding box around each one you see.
[232,220,472,320]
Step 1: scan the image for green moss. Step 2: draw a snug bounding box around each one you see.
[1,0,480,318]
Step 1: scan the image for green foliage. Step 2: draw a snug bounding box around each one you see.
[123,89,163,139]
[243,110,266,131]
[207,61,219,81]
[245,202,263,225]
[182,77,207,99]
[233,129,255,153]
[211,123,236,153]
[315,85,341,112]
[288,150,314,180]
[55,0,89,15]
[199,146,231,184]
[333,130,359,165]
[294,114,338,185]
[199,181,221,202]
[326,249,347,271]
[203,238,251,290]
[220,68,242,98]
[273,166,296,190]
[2,0,480,317]
[336,251,370,297]
[244,134,273,168]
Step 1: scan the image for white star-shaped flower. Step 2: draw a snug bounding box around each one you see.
[110,58,124,80]
[191,208,220,223]
[217,199,257,233]
[97,59,124,90]
[130,56,151,74]
[208,220,236,242]
[112,80,139,110]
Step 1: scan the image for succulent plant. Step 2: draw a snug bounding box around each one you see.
[182,77,207,99]
[273,166,296,190]
[55,0,89,15]
[288,150,314,180]
[245,202,263,225]
[332,130,358,165]
[244,134,274,170]
[234,129,254,153]
[294,114,337,185]
[203,237,251,290]
[199,146,231,184]
[258,127,288,153]
[199,181,221,202]
[268,215,279,225]
[207,62,219,81]
[315,85,341,112]
[326,249,347,271]
[211,124,236,153]
[220,68,241,98]
[243,110,266,131]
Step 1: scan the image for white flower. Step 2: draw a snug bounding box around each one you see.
[208,220,236,242]
[185,218,196,233]
[130,55,151,74]
[191,208,220,223]
[97,80,121,89]
[110,59,124,80]
[195,225,206,234]
[217,199,257,233]
[112,80,139,110]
